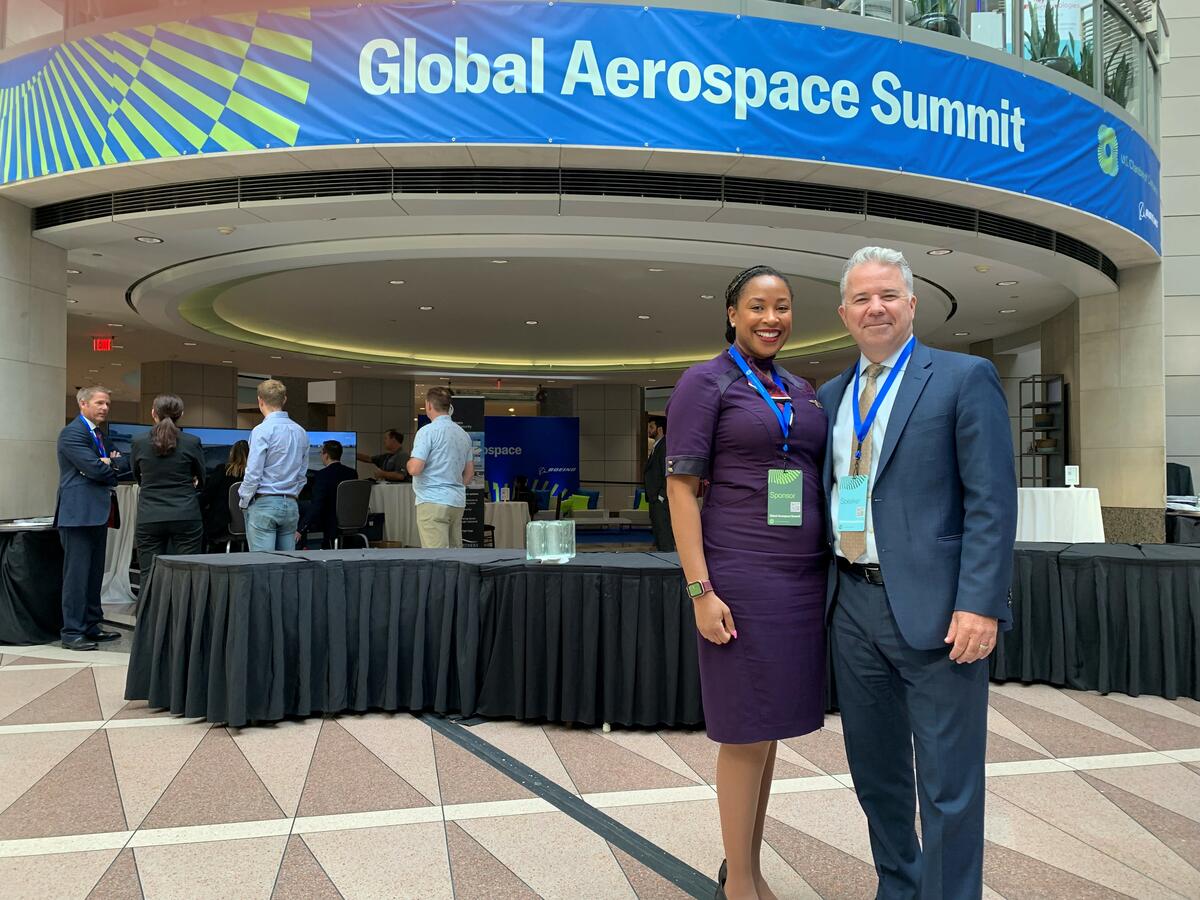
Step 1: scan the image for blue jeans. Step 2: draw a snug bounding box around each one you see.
[244,495,299,552]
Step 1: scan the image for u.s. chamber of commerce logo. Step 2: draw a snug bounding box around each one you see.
[1097,124,1119,177]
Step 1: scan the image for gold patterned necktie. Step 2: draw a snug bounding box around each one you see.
[841,363,885,562]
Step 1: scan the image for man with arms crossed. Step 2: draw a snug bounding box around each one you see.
[55,386,123,650]
[817,247,1017,899]
[239,379,308,551]
[407,387,473,548]
[357,429,409,482]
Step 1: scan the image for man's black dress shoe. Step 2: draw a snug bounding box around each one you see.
[86,630,121,643]
[61,637,98,651]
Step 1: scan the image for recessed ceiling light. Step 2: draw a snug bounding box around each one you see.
[269,355,282,359]
[637,315,651,320]
[332,370,342,374]
[418,305,434,311]
[91,252,102,258]
[88,368,99,373]
[66,268,81,275]
[362,365,371,368]
[135,235,164,244]
[700,294,714,300]
[954,331,970,336]
[491,259,508,264]
[67,298,79,304]
[110,362,122,366]
[112,345,124,350]
[974,265,991,273]
[647,267,664,272]
[995,280,1019,286]
[809,360,821,365]
[221,360,233,364]
[389,280,405,285]
[525,320,539,326]
[106,323,124,328]
[508,407,515,412]
[183,341,197,346]
[999,308,1018,314]
[927,249,953,256]
[547,380,557,383]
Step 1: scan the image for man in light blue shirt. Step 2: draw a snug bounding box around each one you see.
[407,386,474,549]
[239,379,309,551]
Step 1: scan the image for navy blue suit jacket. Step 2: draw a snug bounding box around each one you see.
[55,416,119,528]
[299,462,358,538]
[817,341,1017,650]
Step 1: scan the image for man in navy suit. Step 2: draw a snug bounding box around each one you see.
[55,386,123,651]
[296,439,358,548]
[817,247,1017,899]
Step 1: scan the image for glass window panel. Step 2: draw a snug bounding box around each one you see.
[68,0,169,27]
[829,0,898,22]
[1101,2,1141,117]
[907,1,966,38]
[4,0,64,46]
[1024,0,1095,88]
[966,1,1014,53]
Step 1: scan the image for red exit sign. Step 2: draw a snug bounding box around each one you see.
[93,337,113,352]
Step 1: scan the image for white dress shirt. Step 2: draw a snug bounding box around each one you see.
[830,339,912,564]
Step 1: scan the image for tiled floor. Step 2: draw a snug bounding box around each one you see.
[1,642,1198,899]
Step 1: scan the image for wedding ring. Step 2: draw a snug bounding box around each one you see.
[979,641,991,650]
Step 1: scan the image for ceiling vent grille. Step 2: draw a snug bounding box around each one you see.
[724,177,864,214]
[240,168,393,203]
[32,165,1119,282]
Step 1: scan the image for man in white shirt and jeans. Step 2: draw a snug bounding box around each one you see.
[407,387,474,549]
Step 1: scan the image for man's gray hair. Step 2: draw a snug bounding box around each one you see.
[839,246,914,300]
[76,385,111,405]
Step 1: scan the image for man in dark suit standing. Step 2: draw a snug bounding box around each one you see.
[644,416,674,552]
[297,440,358,548]
[56,386,123,651]
[817,247,1017,899]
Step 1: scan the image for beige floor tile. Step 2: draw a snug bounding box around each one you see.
[303,822,454,899]
[1079,772,1200,874]
[988,693,1148,758]
[335,712,441,805]
[593,728,705,785]
[446,821,538,899]
[1071,692,1200,751]
[986,790,1189,898]
[87,848,142,900]
[781,728,850,775]
[763,815,870,899]
[271,835,339,900]
[989,684,1151,748]
[655,729,718,783]
[1102,692,1200,728]
[433,731,534,806]
[543,726,697,795]
[1,670,102,726]
[986,705,1053,756]
[134,835,286,900]
[107,723,211,829]
[296,720,431,818]
[466,721,578,794]
[983,840,1130,899]
[459,812,634,899]
[0,730,92,816]
[988,771,1198,896]
[606,843,691,899]
[90,667,131,722]
[0,848,119,900]
[607,798,816,898]
[1084,764,1200,824]
[230,718,323,816]
[0,668,79,721]
[762,786,875,865]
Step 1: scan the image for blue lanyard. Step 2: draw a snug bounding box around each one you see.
[851,337,915,461]
[728,345,793,452]
[81,415,106,456]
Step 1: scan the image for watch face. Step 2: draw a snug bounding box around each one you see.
[687,581,702,598]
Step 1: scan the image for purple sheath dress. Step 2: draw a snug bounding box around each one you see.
[665,350,829,744]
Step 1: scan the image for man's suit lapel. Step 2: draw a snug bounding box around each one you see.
[823,366,854,492]
[874,341,933,483]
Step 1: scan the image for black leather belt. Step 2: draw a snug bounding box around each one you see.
[836,555,884,586]
[253,493,299,501]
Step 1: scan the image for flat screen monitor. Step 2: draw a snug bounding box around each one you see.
[106,424,357,475]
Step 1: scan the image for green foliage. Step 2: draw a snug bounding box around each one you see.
[908,0,956,18]
[1025,0,1064,61]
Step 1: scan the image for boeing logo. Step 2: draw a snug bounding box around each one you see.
[1138,201,1159,229]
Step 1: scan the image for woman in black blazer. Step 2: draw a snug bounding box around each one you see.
[131,395,206,584]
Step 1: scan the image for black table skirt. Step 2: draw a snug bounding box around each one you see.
[0,530,63,645]
[125,544,1200,727]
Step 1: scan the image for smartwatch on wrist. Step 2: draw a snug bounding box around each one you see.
[686,579,714,599]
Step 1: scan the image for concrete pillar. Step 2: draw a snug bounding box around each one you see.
[1065,263,1167,543]
[538,387,575,417]
[331,377,414,473]
[577,383,645,511]
[141,361,236,427]
[0,197,66,518]
[1161,1,1200,488]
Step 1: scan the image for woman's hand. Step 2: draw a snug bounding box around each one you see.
[693,592,737,645]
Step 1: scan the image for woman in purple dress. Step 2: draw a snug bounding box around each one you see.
[665,266,828,900]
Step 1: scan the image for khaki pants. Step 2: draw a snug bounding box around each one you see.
[416,502,465,549]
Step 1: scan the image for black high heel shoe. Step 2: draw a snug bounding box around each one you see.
[714,859,728,899]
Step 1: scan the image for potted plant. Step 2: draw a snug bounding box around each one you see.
[908,0,962,37]
[1026,1,1073,75]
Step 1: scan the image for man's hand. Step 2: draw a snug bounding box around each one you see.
[100,457,112,466]
[944,611,998,664]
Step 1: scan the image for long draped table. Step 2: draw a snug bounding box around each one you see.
[368,484,529,549]
[123,542,1200,727]
[0,525,63,644]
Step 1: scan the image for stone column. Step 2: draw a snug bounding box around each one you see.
[0,197,66,518]
[140,361,236,427]
[1162,1,1200,487]
[577,384,645,511]
[331,377,414,474]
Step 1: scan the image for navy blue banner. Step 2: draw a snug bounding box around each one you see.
[0,2,1160,251]
[484,416,580,501]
